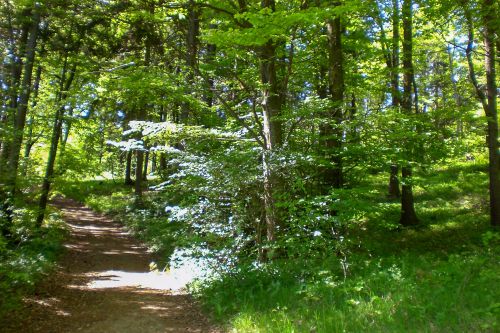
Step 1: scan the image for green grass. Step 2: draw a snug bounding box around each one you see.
[190,160,500,332]
[57,160,500,332]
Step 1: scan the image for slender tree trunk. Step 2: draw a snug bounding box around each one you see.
[388,0,401,198]
[482,0,499,226]
[36,105,64,227]
[151,152,156,173]
[36,59,77,227]
[204,24,217,108]
[134,8,154,198]
[399,0,419,226]
[260,0,283,257]
[181,0,199,122]
[464,0,499,226]
[135,150,144,196]
[7,7,40,191]
[142,150,149,181]
[325,13,344,189]
[447,45,463,137]
[125,150,133,185]
[21,64,42,176]
[0,16,29,178]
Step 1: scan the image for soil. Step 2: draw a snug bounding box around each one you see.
[1,198,221,333]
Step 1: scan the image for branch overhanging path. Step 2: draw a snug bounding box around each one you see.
[2,198,219,333]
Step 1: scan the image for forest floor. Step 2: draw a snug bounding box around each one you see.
[2,198,219,333]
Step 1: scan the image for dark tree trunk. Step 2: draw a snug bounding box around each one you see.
[400,165,419,225]
[181,0,199,122]
[482,0,499,226]
[21,64,43,176]
[260,0,284,257]
[36,105,64,227]
[151,152,156,173]
[388,0,401,198]
[135,150,144,197]
[399,0,419,226]
[7,7,40,191]
[36,59,76,227]
[464,0,499,226]
[324,14,344,189]
[388,165,400,199]
[204,24,217,108]
[125,150,133,185]
[142,150,149,181]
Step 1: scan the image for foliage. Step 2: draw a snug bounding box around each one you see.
[0,205,66,315]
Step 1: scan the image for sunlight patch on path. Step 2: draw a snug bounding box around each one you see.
[83,270,189,291]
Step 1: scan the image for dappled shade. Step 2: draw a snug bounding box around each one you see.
[1,199,218,333]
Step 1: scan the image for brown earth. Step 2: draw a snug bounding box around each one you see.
[1,198,221,333]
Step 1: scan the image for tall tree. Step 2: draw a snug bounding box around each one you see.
[259,0,284,253]
[399,0,419,226]
[7,5,40,192]
[322,3,344,189]
[464,0,499,226]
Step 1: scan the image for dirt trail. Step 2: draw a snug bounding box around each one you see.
[2,198,220,333]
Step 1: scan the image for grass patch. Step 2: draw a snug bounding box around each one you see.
[190,160,500,332]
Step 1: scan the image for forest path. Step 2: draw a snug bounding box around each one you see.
[3,198,219,333]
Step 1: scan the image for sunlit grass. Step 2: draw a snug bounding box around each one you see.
[58,160,500,332]
[191,160,499,332]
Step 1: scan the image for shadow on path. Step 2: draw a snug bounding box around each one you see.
[2,198,219,333]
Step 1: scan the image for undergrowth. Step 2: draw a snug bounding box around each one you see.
[0,203,66,315]
[57,160,500,332]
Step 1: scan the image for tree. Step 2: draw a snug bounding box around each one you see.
[399,0,419,226]
[463,0,499,226]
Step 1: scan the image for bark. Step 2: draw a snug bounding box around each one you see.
[125,151,133,185]
[260,0,283,256]
[399,0,419,226]
[388,0,401,198]
[7,7,40,190]
[0,16,29,177]
[135,150,144,196]
[482,0,499,226]
[388,165,400,198]
[21,64,43,176]
[204,25,217,108]
[134,8,154,197]
[181,0,200,122]
[324,14,344,189]
[464,1,499,226]
[142,150,149,181]
[447,45,463,136]
[36,59,77,227]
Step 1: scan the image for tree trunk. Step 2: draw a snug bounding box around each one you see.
[260,0,283,257]
[142,150,149,181]
[36,59,77,227]
[482,0,499,226]
[36,104,64,227]
[399,0,419,226]
[7,7,40,191]
[464,0,499,226]
[9,8,40,191]
[135,150,144,197]
[324,14,344,189]
[181,0,199,122]
[125,150,133,185]
[388,0,401,198]
[21,64,43,176]
[0,12,29,178]
[388,165,400,198]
